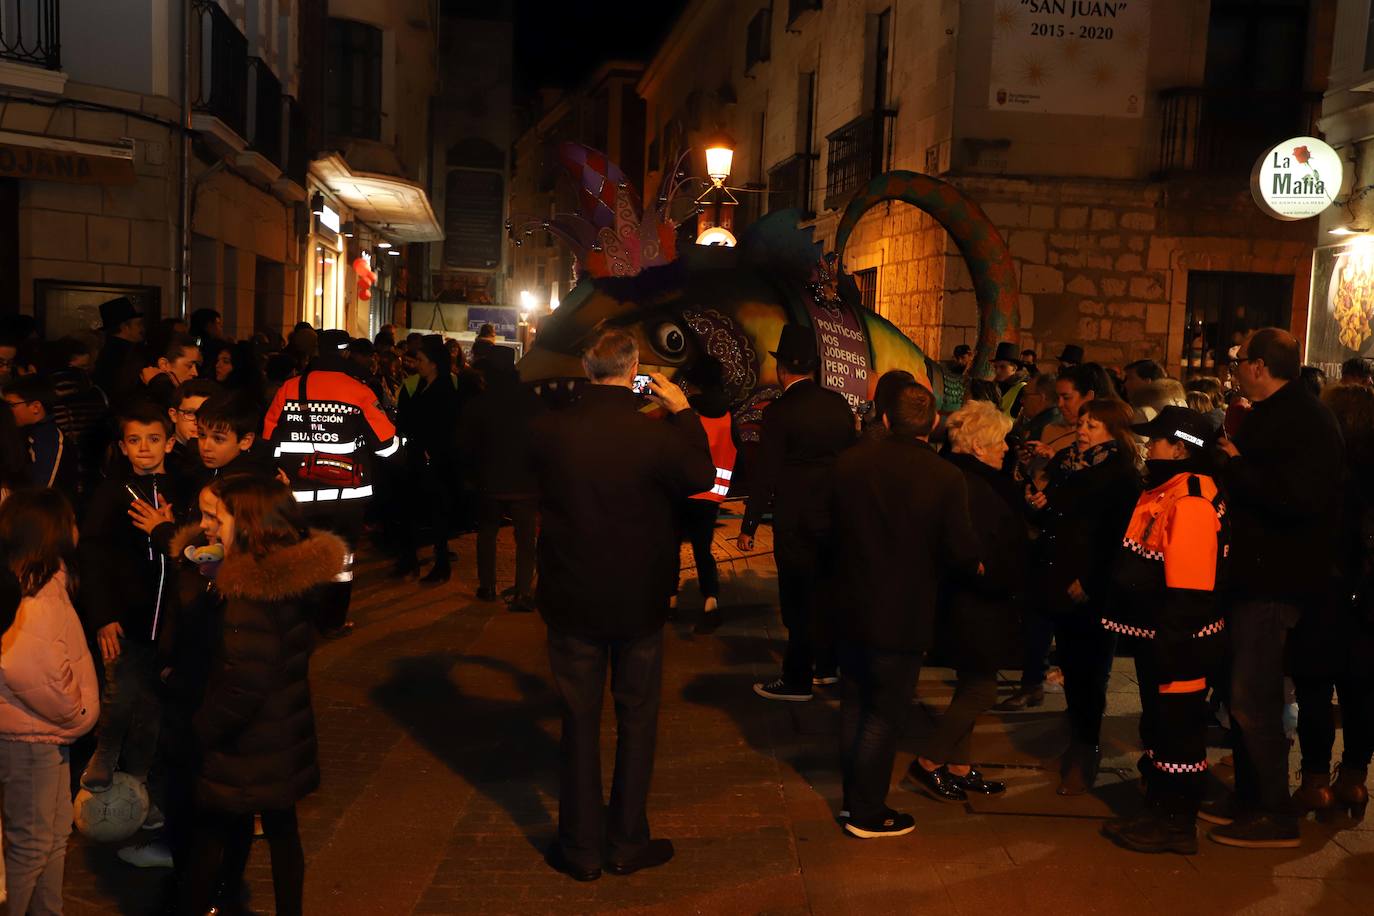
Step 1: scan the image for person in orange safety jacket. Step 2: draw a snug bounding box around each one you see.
[672,359,737,635]
[1101,406,1228,855]
[262,328,398,637]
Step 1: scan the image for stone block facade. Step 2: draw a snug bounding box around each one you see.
[821,176,1314,374]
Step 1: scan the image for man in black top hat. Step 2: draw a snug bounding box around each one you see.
[992,342,1028,416]
[739,324,857,701]
[1056,344,1085,372]
[93,297,146,402]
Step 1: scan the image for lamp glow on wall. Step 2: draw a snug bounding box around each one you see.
[549,292,560,310]
[520,290,535,311]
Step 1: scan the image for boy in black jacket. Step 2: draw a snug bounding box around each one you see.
[79,401,190,805]
[193,390,274,487]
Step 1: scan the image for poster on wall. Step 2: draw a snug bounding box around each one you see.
[1306,241,1374,375]
[988,0,1152,117]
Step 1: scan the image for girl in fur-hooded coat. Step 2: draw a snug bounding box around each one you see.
[174,519,346,814]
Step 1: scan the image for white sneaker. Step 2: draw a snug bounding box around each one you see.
[118,841,173,869]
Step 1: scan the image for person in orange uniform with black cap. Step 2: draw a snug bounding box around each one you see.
[1101,406,1228,855]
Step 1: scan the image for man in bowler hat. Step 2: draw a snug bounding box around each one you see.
[738,325,857,701]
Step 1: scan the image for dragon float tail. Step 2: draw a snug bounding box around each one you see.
[831,171,1020,382]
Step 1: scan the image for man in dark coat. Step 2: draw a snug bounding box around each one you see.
[830,381,981,838]
[738,325,856,701]
[1212,328,1344,849]
[93,296,146,405]
[531,328,713,881]
[461,345,544,609]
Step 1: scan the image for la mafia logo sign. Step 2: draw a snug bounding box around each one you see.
[1252,136,1342,221]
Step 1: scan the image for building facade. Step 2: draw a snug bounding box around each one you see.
[0,0,441,343]
[639,0,1335,374]
[507,61,647,322]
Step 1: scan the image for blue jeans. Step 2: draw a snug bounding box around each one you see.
[0,741,71,916]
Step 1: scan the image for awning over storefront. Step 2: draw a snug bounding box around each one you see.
[310,150,444,244]
[0,130,135,185]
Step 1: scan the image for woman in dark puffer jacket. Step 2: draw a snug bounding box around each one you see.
[176,475,345,916]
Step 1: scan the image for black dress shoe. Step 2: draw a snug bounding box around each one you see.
[903,764,968,803]
[544,844,600,882]
[419,565,451,585]
[949,767,1005,795]
[606,838,674,876]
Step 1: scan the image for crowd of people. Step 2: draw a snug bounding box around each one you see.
[535,322,1371,881]
[0,295,1368,906]
[0,299,534,913]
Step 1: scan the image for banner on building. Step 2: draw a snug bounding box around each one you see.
[987,0,1152,118]
[1308,241,1374,376]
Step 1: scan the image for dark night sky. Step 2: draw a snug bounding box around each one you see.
[512,0,689,91]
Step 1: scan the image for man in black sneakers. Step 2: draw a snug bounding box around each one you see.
[532,329,713,879]
[830,381,981,838]
[739,325,856,701]
[1210,328,1343,849]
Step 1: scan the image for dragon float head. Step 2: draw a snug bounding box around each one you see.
[515,144,1019,416]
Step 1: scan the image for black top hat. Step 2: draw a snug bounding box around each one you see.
[485,345,516,371]
[1132,405,1215,450]
[771,325,818,371]
[1056,344,1085,364]
[99,296,141,331]
[992,342,1023,366]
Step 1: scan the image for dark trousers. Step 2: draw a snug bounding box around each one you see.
[776,528,836,688]
[90,637,161,782]
[679,499,721,599]
[1054,610,1116,749]
[1295,676,1374,772]
[403,462,455,572]
[180,807,303,916]
[477,495,537,596]
[1133,637,1222,818]
[1228,600,1300,817]
[839,644,922,824]
[313,507,362,632]
[547,627,664,871]
[923,670,999,765]
[1019,604,1056,690]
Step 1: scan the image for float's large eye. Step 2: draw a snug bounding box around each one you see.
[654,322,687,357]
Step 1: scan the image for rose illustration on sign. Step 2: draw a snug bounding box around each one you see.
[1294,146,1311,164]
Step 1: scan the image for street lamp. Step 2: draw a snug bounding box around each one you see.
[520,290,535,311]
[704,131,735,187]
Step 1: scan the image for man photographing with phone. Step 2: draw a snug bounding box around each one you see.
[531,328,714,882]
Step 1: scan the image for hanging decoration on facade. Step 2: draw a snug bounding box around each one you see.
[353,253,377,301]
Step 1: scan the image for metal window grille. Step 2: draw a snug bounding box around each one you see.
[856,267,878,310]
[1158,88,1321,176]
[767,154,814,218]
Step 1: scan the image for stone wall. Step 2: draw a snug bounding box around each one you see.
[822,175,1315,373]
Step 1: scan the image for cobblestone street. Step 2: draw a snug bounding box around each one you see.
[59,507,1374,915]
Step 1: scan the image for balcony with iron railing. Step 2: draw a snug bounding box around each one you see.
[0,0,59,70]
[191,0,248,142]
[1157,87,1323,177]
[247,56,283,167]
[824,110,893,211]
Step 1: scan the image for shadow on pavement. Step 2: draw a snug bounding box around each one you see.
[371,651,561,852]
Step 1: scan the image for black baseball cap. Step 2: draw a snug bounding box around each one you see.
[1132,405,1215,450]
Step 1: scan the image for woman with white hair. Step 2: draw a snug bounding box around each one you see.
[905,401,1030,803]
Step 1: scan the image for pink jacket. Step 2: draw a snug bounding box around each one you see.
[0,570,99,744]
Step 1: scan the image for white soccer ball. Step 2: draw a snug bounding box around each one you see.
[73,772,150,842]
